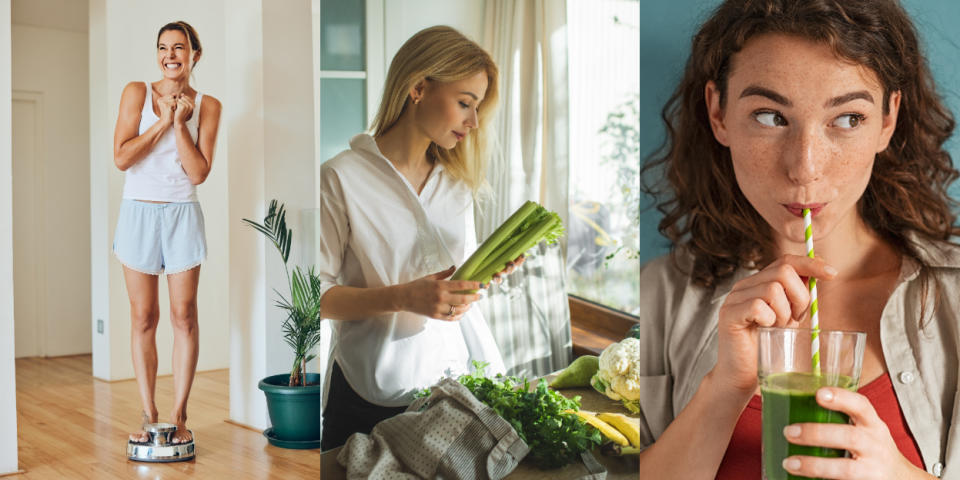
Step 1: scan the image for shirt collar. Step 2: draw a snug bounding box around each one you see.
[905,230,960,269]
[709,232,960,304]
[348,133,446,176]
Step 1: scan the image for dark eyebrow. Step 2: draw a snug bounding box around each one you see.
[739,85,791,106]
[825,91,874,108]
[460,91,478,101]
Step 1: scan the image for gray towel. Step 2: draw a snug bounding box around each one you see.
[337,377,530,479]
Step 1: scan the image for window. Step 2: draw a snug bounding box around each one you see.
[313,0,367,166]
[566,0,640,316]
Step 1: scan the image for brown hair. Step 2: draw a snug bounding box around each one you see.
[157,21,202,68]
[644,0,959,288]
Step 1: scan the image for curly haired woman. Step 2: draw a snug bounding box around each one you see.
[636,1,959,478]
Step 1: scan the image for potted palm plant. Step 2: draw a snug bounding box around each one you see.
[244,200,325,449]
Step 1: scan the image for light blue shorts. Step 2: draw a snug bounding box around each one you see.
[113,199,207,275]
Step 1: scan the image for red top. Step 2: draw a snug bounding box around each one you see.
[716,372,924,479]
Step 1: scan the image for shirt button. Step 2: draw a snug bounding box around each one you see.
[898,371,915,384]
[932,462,943,477]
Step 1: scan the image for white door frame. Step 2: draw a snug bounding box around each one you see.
[12,90,46,358]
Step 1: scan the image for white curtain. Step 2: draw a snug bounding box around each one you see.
[476,0,573,378]
[478,0,570,242]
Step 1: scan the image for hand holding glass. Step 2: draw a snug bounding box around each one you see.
[759,327,866,480]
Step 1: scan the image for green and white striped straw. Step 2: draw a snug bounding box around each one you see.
[803,208,821,376]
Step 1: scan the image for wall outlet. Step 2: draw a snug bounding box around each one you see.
[97,318,104,334]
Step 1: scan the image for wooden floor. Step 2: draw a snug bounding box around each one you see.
[12,355,321,479]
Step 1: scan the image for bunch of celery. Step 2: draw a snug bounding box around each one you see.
[452,201,564,284]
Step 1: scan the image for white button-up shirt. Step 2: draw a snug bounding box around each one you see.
[317,134,506,406]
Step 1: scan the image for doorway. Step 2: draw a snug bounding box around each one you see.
[12,91,46,358]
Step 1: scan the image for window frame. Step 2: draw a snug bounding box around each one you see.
[569,294,638,357]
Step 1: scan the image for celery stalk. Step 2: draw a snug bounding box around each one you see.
[469,226,529,277]
[452,201,539,281]
[471,213,562,284]
[468,205,556,277]
[451,201,564,291]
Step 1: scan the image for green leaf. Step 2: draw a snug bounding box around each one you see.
[441,361,602,469]
[243,199,293,264]
[245,199,326,383]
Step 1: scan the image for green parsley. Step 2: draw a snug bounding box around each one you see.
[416,361,604,469]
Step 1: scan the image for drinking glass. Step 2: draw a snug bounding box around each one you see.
[759,327,866,480]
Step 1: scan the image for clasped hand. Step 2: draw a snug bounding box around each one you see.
[157,92,193,126]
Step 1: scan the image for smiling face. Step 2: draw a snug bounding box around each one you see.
[412,71,488,149]
[705,33,901,253]
[156,29,196,80]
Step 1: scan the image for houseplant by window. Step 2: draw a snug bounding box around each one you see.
[244,200,324,449]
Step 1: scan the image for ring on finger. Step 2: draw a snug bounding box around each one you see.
[448,304,456,317]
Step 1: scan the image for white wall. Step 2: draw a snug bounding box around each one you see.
[226,0,268,429]
[381,0,486,70]
[89,0,110,380]
[1,0,21,473]
[90,0,230,380]
[227,0,316,430]
[12,22,91,357]
[12,0,87,32]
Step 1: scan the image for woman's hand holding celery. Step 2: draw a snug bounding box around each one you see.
[396,266,485,321]
[452,201,565,289]
[394,201,562,321]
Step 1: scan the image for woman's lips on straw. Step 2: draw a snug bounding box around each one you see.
[784,203,825,218]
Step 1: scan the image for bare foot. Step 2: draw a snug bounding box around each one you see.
[129,411,157,444]
[169,424,193,444]
[169,411,192,444]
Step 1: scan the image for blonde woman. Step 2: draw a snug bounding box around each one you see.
[316,26,522,450]
[112,21,221,445]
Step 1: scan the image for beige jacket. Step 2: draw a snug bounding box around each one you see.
[636,235,960,479]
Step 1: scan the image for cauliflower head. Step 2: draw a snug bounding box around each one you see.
[591,337,641,414]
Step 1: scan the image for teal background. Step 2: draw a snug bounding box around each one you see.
[638,1,960,264]
[319,78,366,162]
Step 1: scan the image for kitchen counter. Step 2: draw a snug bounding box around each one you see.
[320,373,640,479]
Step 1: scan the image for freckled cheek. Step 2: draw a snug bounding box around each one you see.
[825,141,876,188]
[729,142,780,184]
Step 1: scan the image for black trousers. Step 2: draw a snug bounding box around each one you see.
[320,362,408,451]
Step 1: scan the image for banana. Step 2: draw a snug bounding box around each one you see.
[601,442,642,456]
[597,412,641,448]
[564,409,630,446]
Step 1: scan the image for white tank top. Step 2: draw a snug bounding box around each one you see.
[121,82,203,202]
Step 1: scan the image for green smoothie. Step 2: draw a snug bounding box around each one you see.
[761,372,857,480]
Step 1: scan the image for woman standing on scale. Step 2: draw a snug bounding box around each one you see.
[112,20,221,445]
